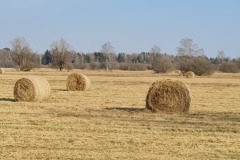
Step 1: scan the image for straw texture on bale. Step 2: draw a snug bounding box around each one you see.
[14,76,51,102]
[185,71,195,78]
[66,73,91,91]
[146,79,191,113]
[0,68,5,74]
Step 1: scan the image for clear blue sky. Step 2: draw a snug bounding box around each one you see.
[0,0,240,58]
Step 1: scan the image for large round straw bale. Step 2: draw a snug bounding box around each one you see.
[66,73,91,91]
[185,71,195,78]
[0,68,5,74]
[146,79,191,113]
[14,76,51,102]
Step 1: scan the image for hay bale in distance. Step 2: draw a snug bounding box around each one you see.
[174,70,182,76]
[14,76,51,102]
[0,68,5,74]
[66,73,91,91]
[146,79,191,113]
[185,71,195,78]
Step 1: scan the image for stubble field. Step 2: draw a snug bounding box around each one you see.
[0,69,240,159]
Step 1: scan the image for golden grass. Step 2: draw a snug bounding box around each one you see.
[0,69,240,159]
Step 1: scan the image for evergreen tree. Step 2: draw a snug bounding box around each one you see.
[42,50,53,65]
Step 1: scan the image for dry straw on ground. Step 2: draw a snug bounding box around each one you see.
[185,71,195,78]
[14,76,51,102]
[146,79,191,113]
[66,73,91,91]
[0,68,5,74]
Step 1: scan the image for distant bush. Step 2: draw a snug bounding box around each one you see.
[177,56,214,76]
[219,62,239,73]
[233,58,240,71]
[89,62,100,70]
[119,63,129,70]
[152,56,174,73]
[65,63,74,71]
[111,62,120,70]
[79,63,90,70]
[129,63,149,71]
[119,63,149,71]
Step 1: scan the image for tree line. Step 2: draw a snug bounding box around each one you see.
[0,36,240,75]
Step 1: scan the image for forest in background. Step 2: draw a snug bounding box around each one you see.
[1,37,240,75]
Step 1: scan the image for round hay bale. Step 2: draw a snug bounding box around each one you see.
[185,71,195,78]
[66,73,91,91]
[146,79,191,113]
[0,68,5,74]
[14,76,51,102]
[175,70,182,76]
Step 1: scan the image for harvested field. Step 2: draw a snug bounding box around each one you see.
[0,69,240,159]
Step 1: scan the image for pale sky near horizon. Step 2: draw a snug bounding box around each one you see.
[0,0,240,58]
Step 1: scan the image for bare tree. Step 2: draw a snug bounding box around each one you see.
[10,36,38,71]
[101,42,115,70]
[152,55,173,73]
[196,48,205,57]
[177,38,204,57]
[70,51,82,68]
[0,48,14,67]
[50,38,72,71]
[150,45,161,54]
[149,45,161,65]
[216,50,226,63]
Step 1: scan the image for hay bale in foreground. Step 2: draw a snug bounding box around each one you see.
[185,71,195,78]
[66,73,91,91]
[146,79,191,113]
[14,76,51,102]
[0,68,5,74]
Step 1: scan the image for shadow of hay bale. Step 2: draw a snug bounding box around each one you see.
[105,107,147,113]
[0,98,16,102]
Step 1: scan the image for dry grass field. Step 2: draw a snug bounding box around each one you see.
[0,69,240,159]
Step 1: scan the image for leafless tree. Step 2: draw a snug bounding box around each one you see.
[10,36,38,71]
[149,45,161,65]
[177,38,204,57]
[0,48,14,67]
[216,50,226,63]
[70,52,83,69]
[150,45,161,54]
[101,42,115,70]
[50,38,72,71]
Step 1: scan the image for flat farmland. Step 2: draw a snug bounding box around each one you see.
[0,69,239,159]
